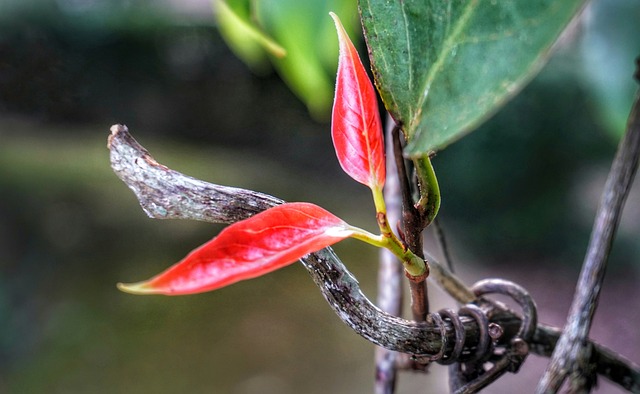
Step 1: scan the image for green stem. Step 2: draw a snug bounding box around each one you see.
[349,225,427,277]
[371,185,387,216]
[414,155,440,224]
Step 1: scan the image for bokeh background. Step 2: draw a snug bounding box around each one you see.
[1,0,639,393]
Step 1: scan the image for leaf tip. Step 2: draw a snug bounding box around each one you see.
[117,281,159,295]
[329,12,348,41]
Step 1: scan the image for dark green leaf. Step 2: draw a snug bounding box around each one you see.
[360,0,586,155]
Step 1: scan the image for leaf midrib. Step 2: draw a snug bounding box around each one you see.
[410,0,479,134]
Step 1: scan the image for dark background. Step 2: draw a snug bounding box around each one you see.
[1,0,639,392]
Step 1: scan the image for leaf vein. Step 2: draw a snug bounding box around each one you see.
[413,0,479,130]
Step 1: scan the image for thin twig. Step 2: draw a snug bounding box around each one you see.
[433,217,455,274]
[108,124,640,391]
[533,324,640,392]
[537,67,640,393]
[426,252,476,304]
[375,115,405,394]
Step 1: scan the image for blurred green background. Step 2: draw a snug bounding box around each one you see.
[1,0,639,393]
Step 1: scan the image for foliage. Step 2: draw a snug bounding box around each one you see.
[121,0,590,301]
[214,0,358,119]
[115,1,635,392]
[118,15,426,295]
[360,0,586,155]
[119,203,353,295]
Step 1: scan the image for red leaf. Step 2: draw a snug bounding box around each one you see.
[118,203,353,295]
[330,12,385,190]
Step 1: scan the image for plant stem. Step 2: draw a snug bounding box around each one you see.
[391,125,430,320]
[537,64,640,393]
[349,227,426,277]
[372,185,388,218]
[425,252,476,304]
[433,217,455,274]
[414,154,441,224]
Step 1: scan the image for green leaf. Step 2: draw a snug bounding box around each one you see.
[360,0,586,155]
[213,0,285,73]
[214,0,358,119]
[255,0,358,119]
